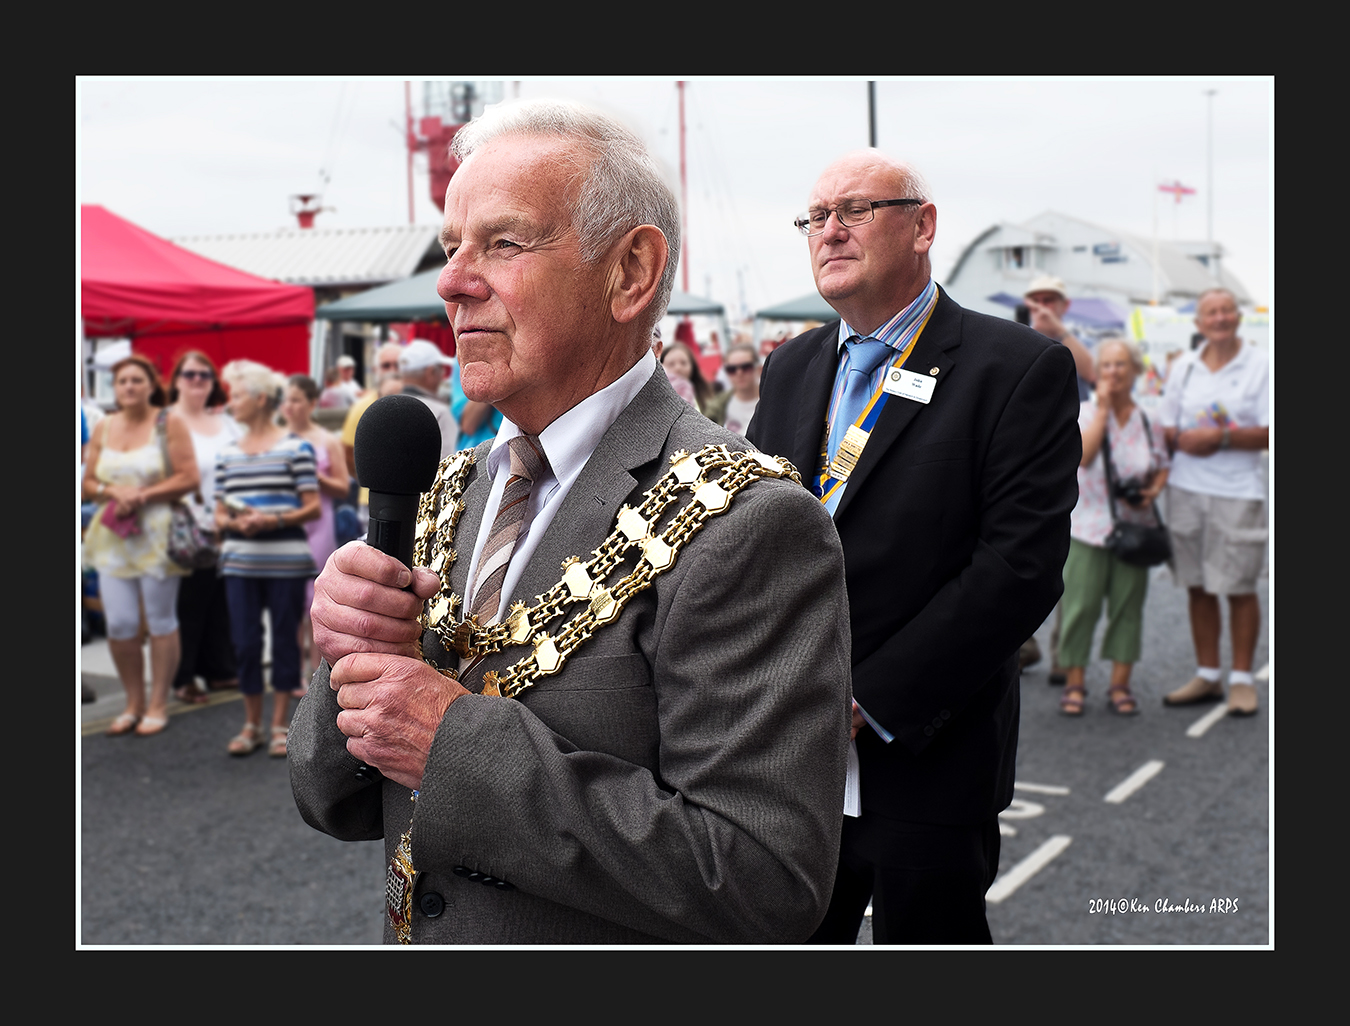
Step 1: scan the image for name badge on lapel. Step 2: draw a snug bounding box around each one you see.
[883,367,936,404]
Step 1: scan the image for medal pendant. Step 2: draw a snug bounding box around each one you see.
[387,831,417,945]
[481,671,501,697]
[829,426,870,481]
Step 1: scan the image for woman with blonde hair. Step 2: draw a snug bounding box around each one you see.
[215,360,320,757]
[82,354,200,736]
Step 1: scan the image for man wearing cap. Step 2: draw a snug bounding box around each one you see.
[398,339,459,458]
[748,149,1080,944]
[334,354,365,405]
[289,99,850,944]
[1024,275,1097,402]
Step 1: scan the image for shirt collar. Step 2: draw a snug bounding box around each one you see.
[835,278,937,352]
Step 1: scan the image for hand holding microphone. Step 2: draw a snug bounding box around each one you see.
[313,395,445,783]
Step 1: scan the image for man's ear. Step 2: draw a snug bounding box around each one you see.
[610,225,669,325]
[912,202,937,256]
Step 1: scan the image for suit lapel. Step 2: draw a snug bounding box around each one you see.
[789,325,840,481]
[832,291,962,523]
[504,367,683,610]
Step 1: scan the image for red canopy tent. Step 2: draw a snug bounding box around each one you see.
[81,205,315,378]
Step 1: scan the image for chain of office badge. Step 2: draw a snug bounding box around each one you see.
[412,444,800,699]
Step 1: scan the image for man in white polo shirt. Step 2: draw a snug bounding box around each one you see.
[1158,288,1269,716]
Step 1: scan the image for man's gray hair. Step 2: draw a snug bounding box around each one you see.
[451,98,682,328]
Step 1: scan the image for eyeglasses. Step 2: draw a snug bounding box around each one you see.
[378,360,400,370]
[724,363,756,374]
[178,370,214,382]
[794,198,923,237]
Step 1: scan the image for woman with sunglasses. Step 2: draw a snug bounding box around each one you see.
[82,355,200,736]
[166,351,242,704]
[704,343,761,435]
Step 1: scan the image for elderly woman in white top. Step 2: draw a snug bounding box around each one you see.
[1157,288,1270,716]
[1058,338,1169,716]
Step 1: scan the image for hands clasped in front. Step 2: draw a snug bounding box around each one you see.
[311,541,470,790]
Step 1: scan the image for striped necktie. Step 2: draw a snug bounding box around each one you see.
[469,434,549,625]
[826,336,894,469]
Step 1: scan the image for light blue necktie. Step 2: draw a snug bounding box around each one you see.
[826,336,894,469]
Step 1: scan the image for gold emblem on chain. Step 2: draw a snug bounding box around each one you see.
[412,444,800,699]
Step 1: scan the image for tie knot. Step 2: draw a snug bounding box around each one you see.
[847,337,893,376]
[507,434,549,483]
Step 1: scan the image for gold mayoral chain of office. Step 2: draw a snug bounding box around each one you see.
[411,443,802,699]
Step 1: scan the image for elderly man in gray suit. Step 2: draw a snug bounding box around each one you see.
[289,98,852,945]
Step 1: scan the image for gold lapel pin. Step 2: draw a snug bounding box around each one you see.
[930,367,940,375]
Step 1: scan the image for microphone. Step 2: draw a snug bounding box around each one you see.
[350,394,443,784]
[355,394,443,571]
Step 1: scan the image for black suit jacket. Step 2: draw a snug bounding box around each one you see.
[748,287,1081,825]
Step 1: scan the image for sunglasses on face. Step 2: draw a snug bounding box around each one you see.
[178,370,214,382]
[725,363,755,374]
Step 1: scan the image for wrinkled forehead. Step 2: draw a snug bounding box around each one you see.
[810,157,905,207]
[446,134,582,229]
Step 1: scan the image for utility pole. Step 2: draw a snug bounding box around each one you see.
[868,82,877,147]
[1205,88,1218,281]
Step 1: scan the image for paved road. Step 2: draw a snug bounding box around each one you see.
[79,564,1269,947]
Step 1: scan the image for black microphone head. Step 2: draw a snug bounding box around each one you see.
[354,393,443,494]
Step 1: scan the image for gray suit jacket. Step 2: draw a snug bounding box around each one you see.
[290,368,852,944]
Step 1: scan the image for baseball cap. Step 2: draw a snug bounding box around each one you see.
[336,354,356,368]
[399,339,455,373]
[1024,275,1069,301]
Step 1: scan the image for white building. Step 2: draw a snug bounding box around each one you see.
[942,210,1253,321]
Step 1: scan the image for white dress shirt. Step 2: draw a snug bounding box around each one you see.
[462,351,657,624]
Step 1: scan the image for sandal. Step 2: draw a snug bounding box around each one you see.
[1059,685,1086,716]
[1107,686,1140,716]
[228,723,264,756]
[174,685,210,705]
[135,714,169,736]
[268,726,289,758]
[106,712,140,736]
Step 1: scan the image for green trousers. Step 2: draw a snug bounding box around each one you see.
[1058,538,1149,668]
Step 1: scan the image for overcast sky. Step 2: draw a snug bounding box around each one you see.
[77,76,1272,319]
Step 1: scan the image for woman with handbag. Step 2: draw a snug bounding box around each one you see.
[81,355,200,736]
[215,360,320,758]
[166,350,242,704]
[1058,338,1170,716]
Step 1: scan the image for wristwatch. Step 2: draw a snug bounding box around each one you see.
[1219,426,1232,449]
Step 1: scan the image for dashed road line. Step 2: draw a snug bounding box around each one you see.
[985,835,1072,904]
[1014,781,1070,795]
[1186,703,1231,738]
[1104,760,1164,804]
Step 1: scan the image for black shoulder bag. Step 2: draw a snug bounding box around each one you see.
[1101,410,1172,568]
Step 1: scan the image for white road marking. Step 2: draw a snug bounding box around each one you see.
[1186,703,1231,738]
[1255,664,1270,681]
[1015,781,1070,795]
[985,835,1072,904]
[1104,760,1165,804]
[999,822,1018,837]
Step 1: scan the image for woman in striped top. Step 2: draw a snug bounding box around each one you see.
[216,360,320,757]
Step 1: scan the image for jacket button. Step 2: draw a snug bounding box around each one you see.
[452,866,471,878]
[418,891,445,918]
[940,709,951,719]
[924,725,934,737]
[492,878,515,891]
[932,716,944,728]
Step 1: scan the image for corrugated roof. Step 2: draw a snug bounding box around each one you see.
[170,224,442,288]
